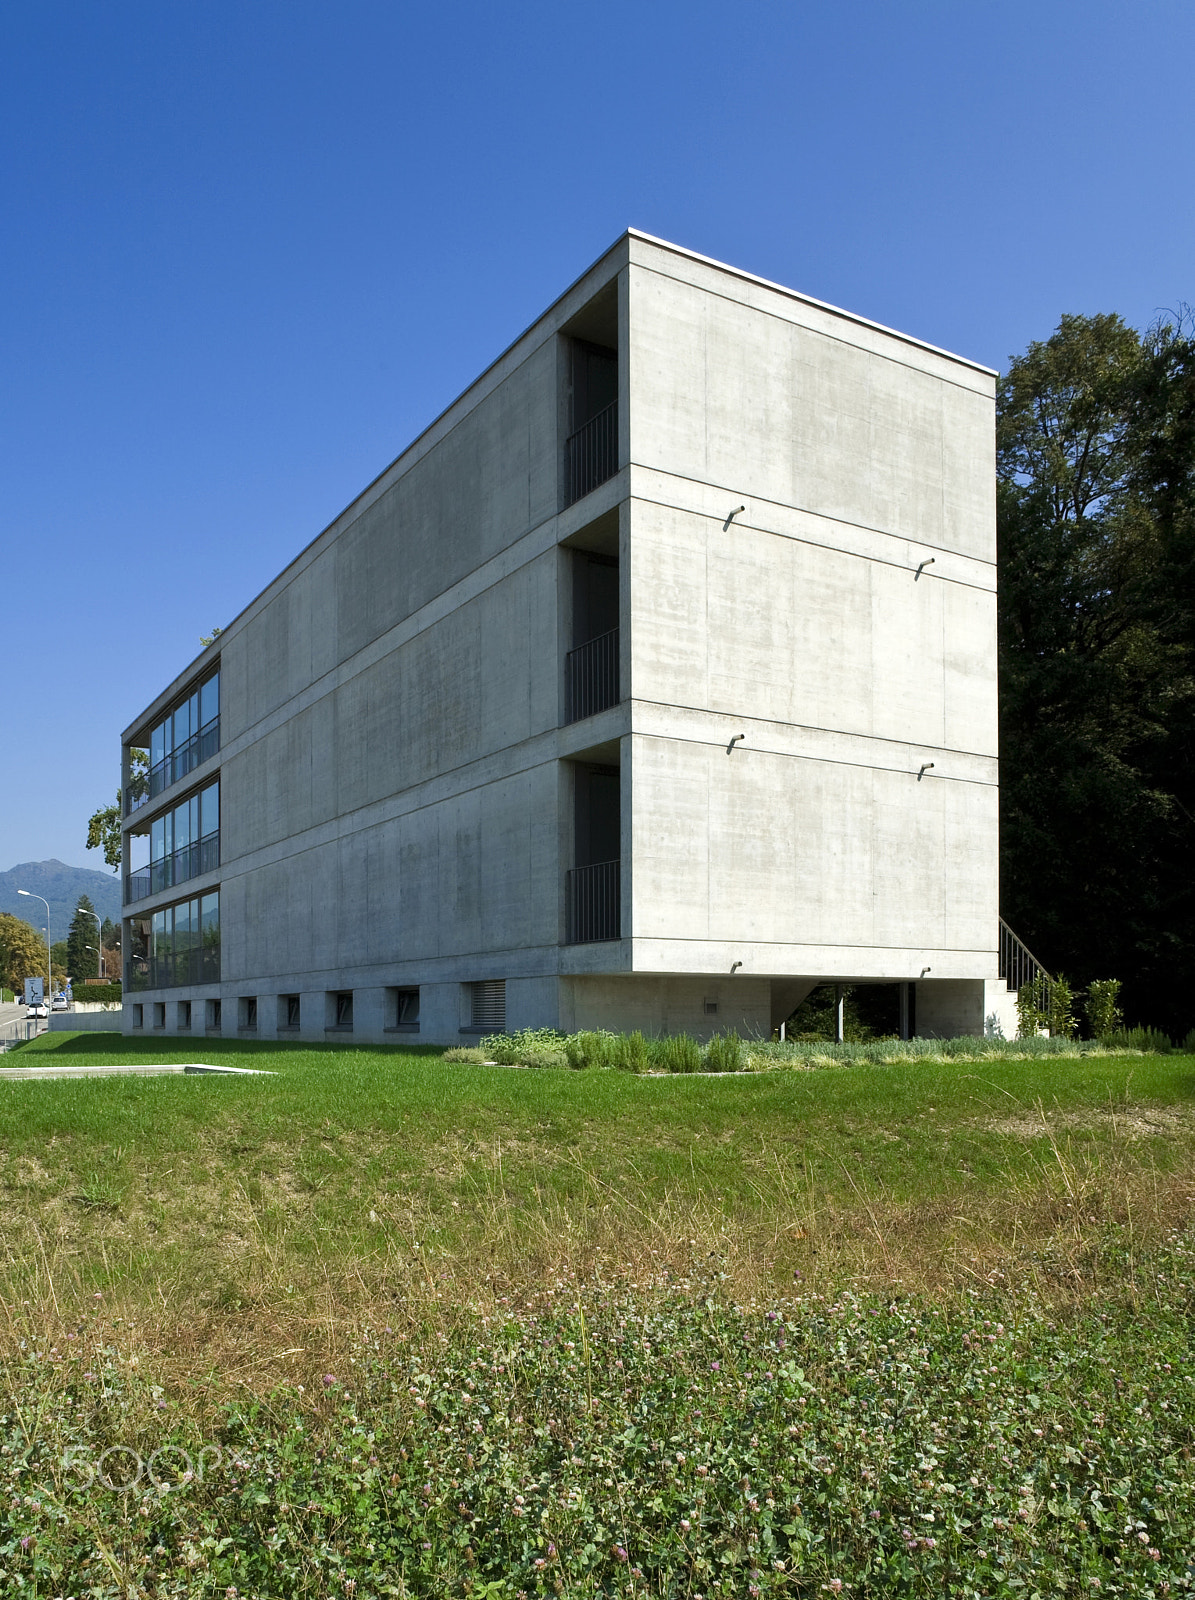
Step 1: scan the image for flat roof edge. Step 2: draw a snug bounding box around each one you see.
[625,228,998,377]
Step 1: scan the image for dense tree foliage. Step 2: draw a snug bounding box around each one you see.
[66,894,99,981]
[998,313,1195,1035]
[0,913,50,993]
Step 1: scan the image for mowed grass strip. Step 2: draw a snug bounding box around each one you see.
[2,1031,1194,1386]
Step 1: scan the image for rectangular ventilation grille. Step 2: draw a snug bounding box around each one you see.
[470,980,506,1031]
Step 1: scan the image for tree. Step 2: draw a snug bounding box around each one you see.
[86,797,122,871]
[998,313,1195,1035]
[66,895,99,981]
[0,913,49,993]
[86,750,148,872]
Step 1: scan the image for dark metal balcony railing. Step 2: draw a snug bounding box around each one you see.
[127,715,220,815]
[566,399,618,505]
[566,859,621,944]
[566,627,620,722]
[125,830,219,904]
[126,944,220,992]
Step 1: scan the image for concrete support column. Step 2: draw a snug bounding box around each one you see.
[299,990,325,1043]
[834,985,844,1043]
[899,982,910,1041]
[352,986,387,1044]
[256,994,278,1040]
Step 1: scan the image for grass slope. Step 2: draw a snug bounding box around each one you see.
[3,1034,1195,1595]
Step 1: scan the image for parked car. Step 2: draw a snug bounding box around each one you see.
[26,1002,48,1020]
[51,994,70,1011]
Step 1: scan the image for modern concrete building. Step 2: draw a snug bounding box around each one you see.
[120,230,1022,1046]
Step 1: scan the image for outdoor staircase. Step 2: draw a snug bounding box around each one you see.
[998,918,1054,1005]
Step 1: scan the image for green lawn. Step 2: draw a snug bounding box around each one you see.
[2,1032,1194,1369]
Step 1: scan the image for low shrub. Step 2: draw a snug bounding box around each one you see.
[71,982,123,1005]
[562,1029,619,1070]
[610,1028,652,1072]
[704,1029,744,1072]
[1047,972,1077,1038]
[1184,1027,1195,1054]
[1085,977,1123,1038]
[480,1027,567,1065]
[441,1045,485,1063]
[654,1032,703,1073]
[1104,1025,1174,1053]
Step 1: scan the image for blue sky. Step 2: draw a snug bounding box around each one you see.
[2,0,1192,871]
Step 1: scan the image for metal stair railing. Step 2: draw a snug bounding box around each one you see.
[998,918,1054,1005]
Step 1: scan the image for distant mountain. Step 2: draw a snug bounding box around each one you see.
[0,859,122,944]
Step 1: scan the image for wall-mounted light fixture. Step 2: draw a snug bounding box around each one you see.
[915,557,936,580]
[723,505,746,531]
[917,762,935,781]
[730,960,743,974]
[920,966,932,977]
[727,733,746,754]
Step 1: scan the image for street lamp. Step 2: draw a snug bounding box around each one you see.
[16,890,51,998]
[75,905,104,979]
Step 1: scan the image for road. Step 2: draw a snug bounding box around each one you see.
[0,1000,46,1046]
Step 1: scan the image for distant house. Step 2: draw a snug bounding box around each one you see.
[120,230,1019,1044]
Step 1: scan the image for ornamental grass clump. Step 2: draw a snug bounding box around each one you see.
[704,1029,745,1072]
[610,1028,652,1072]
[562,1029,619,1070]
[654,1032,703,1073]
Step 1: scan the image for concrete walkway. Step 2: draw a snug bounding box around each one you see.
[0,1063,274,1080]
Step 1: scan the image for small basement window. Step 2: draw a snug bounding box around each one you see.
[278,993,300,1030]
[239,996,257,1030]
[131,1003,144,1029]
[177,1000,192,1030]
[205,998,222,1030]
[387,987,420,1031]
[329,991,353,1030]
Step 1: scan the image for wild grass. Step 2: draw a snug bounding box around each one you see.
[2,1033,1195,1592]
[4,1238,1195,1595]
[0,1031,1193,1381]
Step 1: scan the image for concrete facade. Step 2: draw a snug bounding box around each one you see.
[120,231,1011,1045]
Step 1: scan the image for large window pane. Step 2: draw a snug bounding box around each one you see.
[151,721,166,766]
[200,672,219,728]
[201,782,219,836]
[175,796,193,852]
[201,892,220,981]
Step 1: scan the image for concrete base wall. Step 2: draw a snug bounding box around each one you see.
[121,973,1021,1046]
[48,1012,123,1033]
[560,974,773,1042]
[915,978,1019,1039]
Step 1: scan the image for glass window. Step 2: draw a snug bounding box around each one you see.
[173,800,190,854]
[128,891,218,990]
[201,782,219,837]
[201,892,220,980]
[173,697,192,751]
[151,815,166,864]
[200,672,219,728]
[151,721,166,767]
